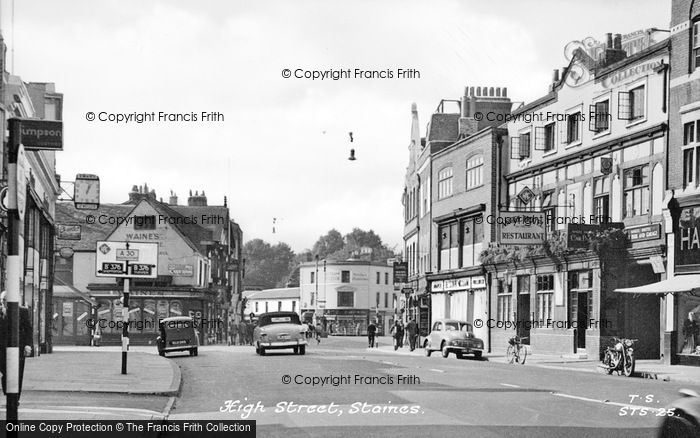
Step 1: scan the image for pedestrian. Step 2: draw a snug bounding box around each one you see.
[315,323,322,344]
[390,320,403,350]
[237,319,247,346]
[367,321,377,348]
[0,291,33,399]
[247,318,255,345]
[92,323,102,347]
[229,320,238,346]
[406,318,418,351]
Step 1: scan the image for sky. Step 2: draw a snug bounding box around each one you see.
[5,0,670,253]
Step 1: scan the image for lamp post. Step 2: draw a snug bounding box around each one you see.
[314,255,319,323]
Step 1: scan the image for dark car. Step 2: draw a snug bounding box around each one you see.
[658,389,700,438]
[254,311,307,355]
[157,316,200,357]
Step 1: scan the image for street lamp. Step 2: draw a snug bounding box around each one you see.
[314,255,319,322]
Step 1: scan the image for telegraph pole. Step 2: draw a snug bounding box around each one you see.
[122,251,130,374]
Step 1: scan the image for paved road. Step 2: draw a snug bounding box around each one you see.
[166,337,700,437]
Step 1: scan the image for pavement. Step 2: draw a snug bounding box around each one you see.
[369,335,700,384]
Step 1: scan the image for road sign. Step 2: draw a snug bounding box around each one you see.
[95,241,158,278]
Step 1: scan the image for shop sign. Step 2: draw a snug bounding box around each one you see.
[566,222,624,249]
[625,223,661,243]
[431,281,444,292]
[57,224,81,240]
[675,206,700,271]
[324,309,368,317]
[499,211,546,245]
[168,264,194,277]
[471,276,486,289]
[393,262,408,283]
[445,278,471,291]
[649,255,665,274]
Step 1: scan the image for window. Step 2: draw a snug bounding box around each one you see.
[338,291,354,307]
[376,292,381,307]
[385,272,389,284]
[376,272,380,284]
[519,133,531,159]
[623,165,650,218]
[461,215,484,267]
[292,301,296,312]
[593,176,610,223]
[341,270,350,283]
[536,275,554,322]
[278,301,282,311]
[311,272,315,284]
[589,100,610,132]
[255,301,258,313]
[384,293,388,308]
[619,86,645,121]
[134,215,156,230]
[695,21,700,70]
[497,279,512,322]
[438,167,453,199]
[466,155,484,189]
[542,191,555,235]
[544,123,555,152]
[566,112,581,143]
[432,321,442,331]
[683,120,700,188]
[265,302,269,313]
[439,222,460,270]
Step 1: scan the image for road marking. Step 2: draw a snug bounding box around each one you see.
[500,383,520,388]
[551,392,662,413]
[429,368,445,373]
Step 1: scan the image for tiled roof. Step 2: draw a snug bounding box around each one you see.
[171,205,230,243]
[245,287,300,300]
[55,202,132,250]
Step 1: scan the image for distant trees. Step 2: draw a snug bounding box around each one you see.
[242,239,295,289]
[308,228,396,262]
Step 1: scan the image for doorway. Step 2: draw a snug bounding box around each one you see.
[577,292,589,348]
[516,275,530,343]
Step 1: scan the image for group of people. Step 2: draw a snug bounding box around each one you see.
[228,317,256,346]
[304,322,322,344]
[366,318,420,351]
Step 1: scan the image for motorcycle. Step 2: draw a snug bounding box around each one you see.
[600,337,637,377]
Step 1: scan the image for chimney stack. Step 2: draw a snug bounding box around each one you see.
[603,32,626,66]
[606,33,613,49]
[169,190,178,206]
[613,33,622,50]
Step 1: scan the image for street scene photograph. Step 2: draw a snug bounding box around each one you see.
[2,0,700,437]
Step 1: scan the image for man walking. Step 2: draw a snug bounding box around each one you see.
[229,319,238,346]
[406,318,419,351]
[237,319,247,346]
[0,291,33,399]
[367,321,377,348]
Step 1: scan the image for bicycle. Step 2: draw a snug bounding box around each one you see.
[506,336,528,364]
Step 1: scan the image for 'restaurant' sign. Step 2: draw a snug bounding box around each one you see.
[498,212,546,245]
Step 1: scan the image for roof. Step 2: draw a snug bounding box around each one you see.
[171,204,230,243]
[56,202,132,250]
[427,113,460,144]
[246,287,300,300]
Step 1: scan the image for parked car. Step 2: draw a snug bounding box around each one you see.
[156,316,199,357]
[254,311,307,355]
[424,319,483,359]
[657,389,700,438]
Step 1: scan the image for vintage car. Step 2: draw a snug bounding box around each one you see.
[424,319,484,359]
[254,311,307,355]
[657,389,700,438]
[156,316,199,357]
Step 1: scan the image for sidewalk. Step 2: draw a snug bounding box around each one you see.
[23,350,180,395]
[371,337,700,384]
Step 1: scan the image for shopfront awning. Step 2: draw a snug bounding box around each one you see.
[614,274,700,294]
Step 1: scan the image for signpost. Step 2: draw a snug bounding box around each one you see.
[95,241,158,374]
[498,211,546,245]
[393,262,408,283]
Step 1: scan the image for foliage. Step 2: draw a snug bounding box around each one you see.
[310,228,396,262]
[311,229,345,259]
[242,239,296,289]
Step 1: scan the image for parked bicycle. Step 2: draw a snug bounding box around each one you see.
[506,336,528,364]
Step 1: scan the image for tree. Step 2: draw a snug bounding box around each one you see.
[242,239,295,289]
[311,229,345,259]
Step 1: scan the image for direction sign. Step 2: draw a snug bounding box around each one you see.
[95,241,158,278]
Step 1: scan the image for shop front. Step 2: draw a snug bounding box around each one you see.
[429,274,488,343]
[324,308,370,336]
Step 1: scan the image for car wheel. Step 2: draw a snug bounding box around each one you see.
[194,348,198,356]
[189,348,195,356]
[456,352,463,360]
[255,343,261,355]
[441,342,449,358]
[425,343,432,357]
[158,350,165,357]
[299,345,306,355]
[423,339,429,349]
[260,347,266,356]
[658,412,699,438]
[474,351,482,360]
[293,346,299,355]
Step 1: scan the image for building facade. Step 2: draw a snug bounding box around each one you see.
[299,260,395,335]
[243,287,300,316]
[494,33,669,359]
[53,186,243,345]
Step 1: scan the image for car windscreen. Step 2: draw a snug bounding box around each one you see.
[444,322,460,331]
[460,323,473,332]
[258,314,301,327]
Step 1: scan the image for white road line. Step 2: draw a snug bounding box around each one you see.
[500,383,520,388]
[551,392,662,413]
[42,405,166,416]
[429,368,445,373]
[0,407,163,418]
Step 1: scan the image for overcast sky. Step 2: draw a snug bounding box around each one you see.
[7,0,670,253]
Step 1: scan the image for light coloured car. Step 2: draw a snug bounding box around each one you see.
[254,311,307,355]
[424,319,484,359]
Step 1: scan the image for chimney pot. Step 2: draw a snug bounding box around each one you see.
[613,34,622,50]
[552,69,560,83]
[606,33,613,49]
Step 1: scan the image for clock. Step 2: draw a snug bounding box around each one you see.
[74,174,100,210]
